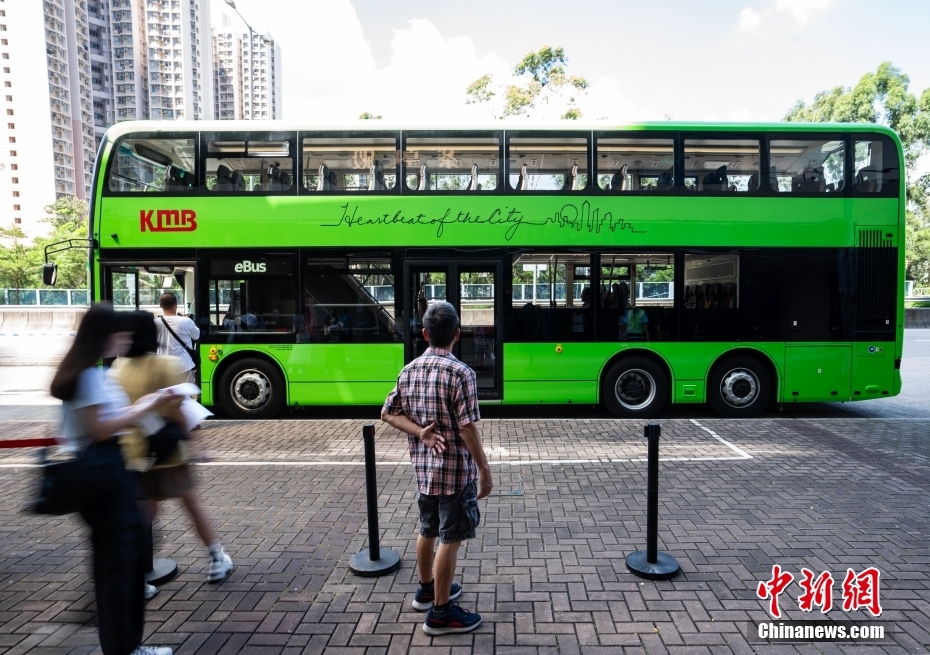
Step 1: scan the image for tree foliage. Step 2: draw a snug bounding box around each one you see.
[466,45,589,120]
[785,62,930,285]
[358,111,383,120]
[0,197,90,294]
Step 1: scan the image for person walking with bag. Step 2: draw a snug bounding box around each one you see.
[50,305,178,655]
[380,301,493,636]
[113,311,233,585]
[155,292,199,383]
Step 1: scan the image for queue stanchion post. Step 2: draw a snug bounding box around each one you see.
[145,523,178,585]
[626,421,681,580]
[350,423,401,576]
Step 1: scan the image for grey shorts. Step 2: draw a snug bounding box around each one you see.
[418,480,480,544]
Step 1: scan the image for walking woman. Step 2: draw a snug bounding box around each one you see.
[50,304,177,655]
[113,311,233,584]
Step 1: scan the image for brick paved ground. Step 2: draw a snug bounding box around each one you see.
[1,417,928,654]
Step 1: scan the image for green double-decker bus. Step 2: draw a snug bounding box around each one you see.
[80,120,903,419]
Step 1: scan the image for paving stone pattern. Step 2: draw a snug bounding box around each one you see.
[1,417,928,654]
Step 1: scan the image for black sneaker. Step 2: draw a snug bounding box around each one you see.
[412,582,462,611]
[423,603,482,635]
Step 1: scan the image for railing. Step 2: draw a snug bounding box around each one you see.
[361,282,674,303]
[1,289,89,306]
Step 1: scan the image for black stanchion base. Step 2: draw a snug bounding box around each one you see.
[145,557,179,585]
[625,550,681,580]
[349,548,401,577]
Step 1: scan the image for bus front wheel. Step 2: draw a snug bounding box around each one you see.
[219,357,285,419]
[708,356,771,418]
[602,357,668,418]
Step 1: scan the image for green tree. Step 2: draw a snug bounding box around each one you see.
[785,62,930,285]
[466,45,589,120]
[34,197,90,288]
[0,226,41,300]
[359,111,383,120]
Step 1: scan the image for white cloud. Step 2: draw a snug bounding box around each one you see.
[736,7,764,33]
[775,0,835,24]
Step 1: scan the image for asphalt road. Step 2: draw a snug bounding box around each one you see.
[2,330,927,422]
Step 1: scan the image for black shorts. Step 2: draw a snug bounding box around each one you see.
[418,480,480,544]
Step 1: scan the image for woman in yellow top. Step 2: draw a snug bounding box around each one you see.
[112,311,233,585]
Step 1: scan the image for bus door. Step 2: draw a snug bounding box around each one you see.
[101,263,197,314]
[404,261,502,399]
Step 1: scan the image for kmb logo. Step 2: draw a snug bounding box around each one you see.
[140,209,197,232]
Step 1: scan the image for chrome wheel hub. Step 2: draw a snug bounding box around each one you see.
[232,370,271,410]
[720,369,758,408]
[614,369,657,410]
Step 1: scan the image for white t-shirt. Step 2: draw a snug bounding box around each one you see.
[156,314,201,372]
[61,367,130,453]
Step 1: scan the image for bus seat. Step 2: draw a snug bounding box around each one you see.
[695,284,708,308]
[723,282,737,308]
[683,285,692,308]
[709,283,722,308]
[166,166,193,191]
[747,173,758,191]
[856,167,878,193]
[230,171,245,191]
[517,163,528,191]
[658,167,673,188]
[418,164,430,190]
[703,165,727,191]
[469,163,479,191]
[569,164,579,190]
[611,164,628,192]
[278,171,292,189]
[318,164,332,191]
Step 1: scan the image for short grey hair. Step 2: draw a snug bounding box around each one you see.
[422,301,460,347]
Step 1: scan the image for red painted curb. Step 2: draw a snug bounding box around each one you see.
[0,438,57,449]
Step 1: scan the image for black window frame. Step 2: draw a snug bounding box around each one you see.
[592,130,679,196]
[679,132,765,197]
[200,130,298,197]
[400,130,504,196]
[849,132,901,199]
[102,130,200,197]
[299,129,401,196]
[764,132,850,198]
[504,130,593,194]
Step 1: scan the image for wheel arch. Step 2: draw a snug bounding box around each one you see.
[706,347,781,402]
[597,348,674,405]
[211,349,291,406]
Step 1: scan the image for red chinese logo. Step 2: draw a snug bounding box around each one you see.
[757,566,883,618]
[140,209,197,232]
[757,565,794,619]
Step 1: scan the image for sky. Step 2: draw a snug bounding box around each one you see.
[217,0,930,126]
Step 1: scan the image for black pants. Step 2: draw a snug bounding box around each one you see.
[79,440,145,655]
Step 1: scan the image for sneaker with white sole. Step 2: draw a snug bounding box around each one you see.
[130,646,173,655]
[412,582,462,611]
[207,550,233,583]
[143,583,159,601]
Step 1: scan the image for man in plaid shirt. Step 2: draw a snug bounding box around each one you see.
[381,301,493,636]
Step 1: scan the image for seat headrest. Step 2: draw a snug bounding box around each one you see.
[518,163,528,190]
[469,163,478,191]
[418,164,430,190]
[570,164,579,191]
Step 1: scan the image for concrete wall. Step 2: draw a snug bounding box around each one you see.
[905,308,930,329]
[0,307,86,334]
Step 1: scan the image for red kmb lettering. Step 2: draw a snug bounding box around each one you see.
[140,209,198,232]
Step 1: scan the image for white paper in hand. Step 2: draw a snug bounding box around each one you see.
[180,398,213,432]
[165,383,201,397]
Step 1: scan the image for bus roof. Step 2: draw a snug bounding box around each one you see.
[102,120,901,143]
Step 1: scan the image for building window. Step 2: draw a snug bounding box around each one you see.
[10,163,16,170]
[6,122,11,128]
[14,217,21,224]
[1,54,7,60]
[4,95,10,101]
[9,149,15,155]
[11,176,17,183]
[12,190,18,196]
[13,204,20,210]
[5,109,12,115]
[7,136,14,143]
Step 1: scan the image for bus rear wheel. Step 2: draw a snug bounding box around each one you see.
[602,357,668,418]
[708,356,771,418]
[219,357,285,419]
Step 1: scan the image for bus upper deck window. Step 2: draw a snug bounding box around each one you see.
[769,138,845,194]
[107,137,196,193]
[404,135,500,191]
[596,138,674,192]
[302,136,398,192]
[683,138,760,193]
[853,135,900,196]
[508,137,588,192]
[205,134,294,194]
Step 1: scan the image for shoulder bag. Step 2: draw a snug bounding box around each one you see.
[160,317,200,368]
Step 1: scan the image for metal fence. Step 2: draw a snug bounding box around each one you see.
[0,289,89,306]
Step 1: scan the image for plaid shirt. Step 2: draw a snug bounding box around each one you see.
[382,347,481,496]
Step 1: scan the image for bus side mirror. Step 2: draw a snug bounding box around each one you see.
[43,263,58,286]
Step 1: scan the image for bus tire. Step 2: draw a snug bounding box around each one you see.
[602,357,668,418]
[708,356,771,418]
[219,357,285,419]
